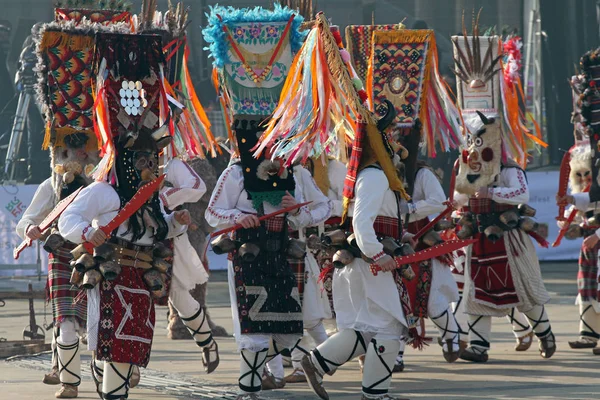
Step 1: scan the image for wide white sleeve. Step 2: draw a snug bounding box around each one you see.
[491,168,529,205]
[295,166,332,227]
[353,169,387,260]
[164,213,188,238]
[160,159,207,209]
[58,182,120,244]
[16,178,56,239]
[286,173,313,230]
[205,165,245,230]
[411,169,446,220]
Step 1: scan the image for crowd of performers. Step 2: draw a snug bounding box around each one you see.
[14,1,600,400]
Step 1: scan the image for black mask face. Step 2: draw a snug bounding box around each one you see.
[115,144,167,242]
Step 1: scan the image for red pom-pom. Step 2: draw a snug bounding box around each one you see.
[595,134,599,141]
[358,90,368,103]
[591,80,597,87]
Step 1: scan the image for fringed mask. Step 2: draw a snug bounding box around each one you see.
[455,111,502,195]
[115,140,167,242]
[569,145,592,194]
[52,132,100,198]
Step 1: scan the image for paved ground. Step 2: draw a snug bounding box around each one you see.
[2,262,600,400]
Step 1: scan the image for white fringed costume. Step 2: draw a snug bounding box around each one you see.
[455,167,553,357]
[308,167,408,398]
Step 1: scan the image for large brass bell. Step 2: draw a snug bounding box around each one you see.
[42,232,65,254]
[499,210,520,229]
[287,239,306,260]
[153,242,173,259]
[381,237,403,257]
[238,242,260,262]
[70,244,88,261]
[69,268,84,287]
[93,243,115,263]
[421,230,443,247]
[346,233,359,249]
[153,258,171,274]
[565,224,583,240]
[518,204,537,217]
[518,217,538,232]
[456,225,475,240]
[484,225,504,242]
[306,234,322,250]
[74,253,96,272]
[99,260,121,281]
[211,234,237,255]
[399,264,416,280]
[81,269,102,289]
[143,269,163,291]
[332,249,355,268]
[321,229,347,246]
[434,219,454,232]
[150,273,169,299]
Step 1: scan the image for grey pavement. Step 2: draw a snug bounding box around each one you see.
[1,262,600,400]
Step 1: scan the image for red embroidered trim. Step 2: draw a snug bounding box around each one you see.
[494,169,527,199]
[182,162,202,189]
[372,251,386,262]
[82,225,92,242]
[207,166,239,221]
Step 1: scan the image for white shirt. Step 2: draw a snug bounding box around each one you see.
[454,167,530,208]
[160,159,207,209]
[408,168,446,222]
[59,181,186,246]
[205,164,313,231]
[293,165,332,227]
[16,178,56,240]
[352,167,402,260]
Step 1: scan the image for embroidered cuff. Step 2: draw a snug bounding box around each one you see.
[232,212,245,225]
[82,225,92,242]
[372,251,386,262]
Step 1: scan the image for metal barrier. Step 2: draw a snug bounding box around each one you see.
[0,241,41,281]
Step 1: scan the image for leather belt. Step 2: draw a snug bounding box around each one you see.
[108,239,154,270]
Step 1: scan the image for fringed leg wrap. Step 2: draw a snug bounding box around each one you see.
[579,303,600,341]
[180,306,214,348]
[91,356,104,396]
[102,362,133,400]
[291,335,311,369]
[239,348,268,394]
[507,308,533,338]
[524,305,556,358]
[467,315,491,351]
[57,340,81,387]
[431,308,460,352]
[452,293,468,335]
[524,305,552,339]
[361,337,400,398]
[310,329,369,376]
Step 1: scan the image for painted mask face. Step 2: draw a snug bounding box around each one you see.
[569,145,592,194]
[455,111,502,195]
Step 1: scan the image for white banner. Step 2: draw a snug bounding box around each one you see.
[527,170,580,261]
[0,183,48,276]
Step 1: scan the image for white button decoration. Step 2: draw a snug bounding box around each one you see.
[119,80,147,116]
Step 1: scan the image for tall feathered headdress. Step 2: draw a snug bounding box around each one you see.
[452,10,546,168]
